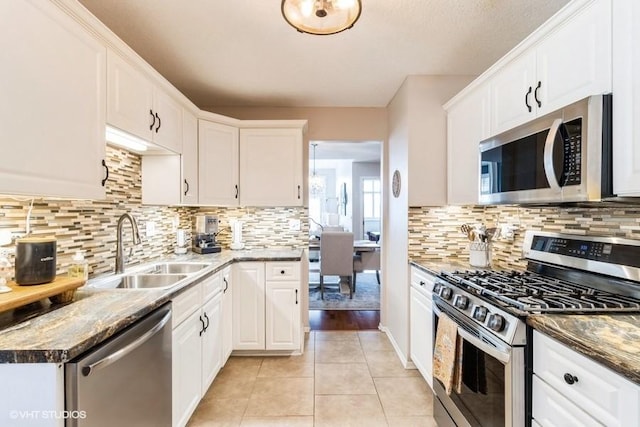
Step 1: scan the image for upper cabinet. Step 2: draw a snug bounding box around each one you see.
[0,0,106,199]
[107,50,182,154]
[490,0,612,136]
[198,120,240,206]
[612,0,640,196]
[181,109,199,204]
[446,87,490,205]
[239,128,304,207]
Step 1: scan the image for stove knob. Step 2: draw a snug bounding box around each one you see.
[433,283,442,294]
[440,287,453,300]
[487,314,505,332]
[473,306,488,322]
[454,295,469,310]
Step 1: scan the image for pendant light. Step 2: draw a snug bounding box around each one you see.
[281,0,362,35]
[309,143,325,197]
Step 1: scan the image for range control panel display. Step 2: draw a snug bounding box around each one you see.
[531,235,640,268]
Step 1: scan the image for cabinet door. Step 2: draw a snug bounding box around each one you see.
[182,109,199,204]
[490,50,537,135]
[201,293,222,394]
[265,281,301,351]
[106,49,153,142]
[532,376,601,427]
[535,0,611,116]
[613,0,640,196]
[141,155,181,205]
[152,88,183,154]
[409,287,433,388]
[172,311,202,427]
[198,120,240,205]
[239,128,303,206]
[0,0,106,199]
[222,267,233,362]
[447,87,490,205]
[233,263,265,350]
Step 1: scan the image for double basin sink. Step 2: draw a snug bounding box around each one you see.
[89,262,210,290]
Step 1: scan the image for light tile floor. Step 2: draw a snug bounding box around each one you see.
[187,331,438,427]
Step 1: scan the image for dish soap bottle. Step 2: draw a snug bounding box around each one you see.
[68,251,88,282]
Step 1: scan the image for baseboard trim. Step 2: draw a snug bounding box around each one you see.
[379,325,413,369]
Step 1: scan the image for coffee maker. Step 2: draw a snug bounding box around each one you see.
[192,215,222,254]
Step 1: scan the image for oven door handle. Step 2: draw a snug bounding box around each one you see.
[433,304,511,364]
[543,118,563,192]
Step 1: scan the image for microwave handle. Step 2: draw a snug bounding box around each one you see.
[543,118,563,191]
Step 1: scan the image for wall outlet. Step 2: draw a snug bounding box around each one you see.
[146,221,156,237]
[288,219,301,231]
[500,224,516,241]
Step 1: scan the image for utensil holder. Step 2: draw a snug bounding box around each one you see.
[469,242,491,268]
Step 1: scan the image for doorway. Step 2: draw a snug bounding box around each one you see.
[307,141,382,328]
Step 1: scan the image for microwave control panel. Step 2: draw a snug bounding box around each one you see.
[561,118,582,186]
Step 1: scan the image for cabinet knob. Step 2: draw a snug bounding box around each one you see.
[149,109,156,131]
[184,179,189,196]
[155,112,161,132]
[419,281,425,287]
[525,87,532,113]
[235,184,239,199]
[281,270,285,274]
[101,159,109,187]
[534,81,542,108]
[199,315,205,336]
[295,289,298,304]
[563,373,578,385]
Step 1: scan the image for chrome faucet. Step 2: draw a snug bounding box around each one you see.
[115,213,141,274]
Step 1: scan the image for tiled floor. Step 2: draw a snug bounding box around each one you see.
[187,331,438,427]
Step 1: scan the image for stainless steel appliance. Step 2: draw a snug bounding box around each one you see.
[66,304,172,427]
[432,230,640,427]
[479,95,612,205]
[193,214,221,254]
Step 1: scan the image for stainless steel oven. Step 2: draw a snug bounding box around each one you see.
[479,94,612,205]
[432,297,526,427]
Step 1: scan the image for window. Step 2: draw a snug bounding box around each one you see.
[362,178,381,238]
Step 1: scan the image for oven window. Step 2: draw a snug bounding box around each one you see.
[449,345,505,427]
[480,128,562,194]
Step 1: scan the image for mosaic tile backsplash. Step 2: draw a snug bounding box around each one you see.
[409,204,640,269]
[0,147,307,279]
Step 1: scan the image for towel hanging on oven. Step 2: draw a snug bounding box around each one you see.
[433,313,459,395]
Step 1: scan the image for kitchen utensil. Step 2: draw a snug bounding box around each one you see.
[461,224,474,241]
[485,227,499,242]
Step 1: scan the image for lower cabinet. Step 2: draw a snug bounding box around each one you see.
[409,266,436,388]
[532,330,640,427]
[172,272,223,427]
[233,261,302,352]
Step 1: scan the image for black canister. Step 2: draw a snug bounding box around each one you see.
[15,237,57,285]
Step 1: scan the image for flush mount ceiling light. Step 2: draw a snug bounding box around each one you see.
[281,0,362,35]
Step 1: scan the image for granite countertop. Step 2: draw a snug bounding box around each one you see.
[409,257,510,276]
[0,248,303,364]
[527,314,640,385]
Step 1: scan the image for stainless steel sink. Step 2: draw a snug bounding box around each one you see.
[110,274,188,289]
[142,262,209,275]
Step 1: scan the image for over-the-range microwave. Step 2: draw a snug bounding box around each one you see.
[479,94,612,205]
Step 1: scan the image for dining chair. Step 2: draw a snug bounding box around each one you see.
[353,249,380,292]
[319,231,354,299]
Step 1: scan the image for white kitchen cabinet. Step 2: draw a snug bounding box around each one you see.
[198,120,240,206]
[233,261,302,352]
[0,0,106,200]
[612,0,640,196]
[533,330,640,427]
[233,262,266,350]
[172,272,224,427]
[409,266,436,388]
[181,109,199,204]
[107,49,182,153]
[446,86,490,205]
[141,108,198,206]
[239,128,303,206]
[221,266,233,362]
[265,262,301,351]
[490,0,611,136]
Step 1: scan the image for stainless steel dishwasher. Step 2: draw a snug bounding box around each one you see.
[65,303,172,427]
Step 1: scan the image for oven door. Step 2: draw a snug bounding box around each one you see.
[432,299,525,427]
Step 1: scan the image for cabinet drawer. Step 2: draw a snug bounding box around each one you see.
[410,266,435,296]
[172,284,202,328]
[265,262,300,281]
[534,331,639,427]
[202,271,222,302]
[533,375,600,427]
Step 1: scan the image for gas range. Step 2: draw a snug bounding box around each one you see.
[433,230,640,347]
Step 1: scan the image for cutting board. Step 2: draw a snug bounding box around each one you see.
[0,276,85,312]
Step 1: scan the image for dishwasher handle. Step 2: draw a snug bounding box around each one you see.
[82,309,172,377]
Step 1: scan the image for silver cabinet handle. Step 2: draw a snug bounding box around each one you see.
[543,118,563,192]
[82,310,171,377]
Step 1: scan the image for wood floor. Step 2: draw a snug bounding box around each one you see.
[309,309,380,330]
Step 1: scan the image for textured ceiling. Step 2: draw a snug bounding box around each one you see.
[78,0,570,108]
